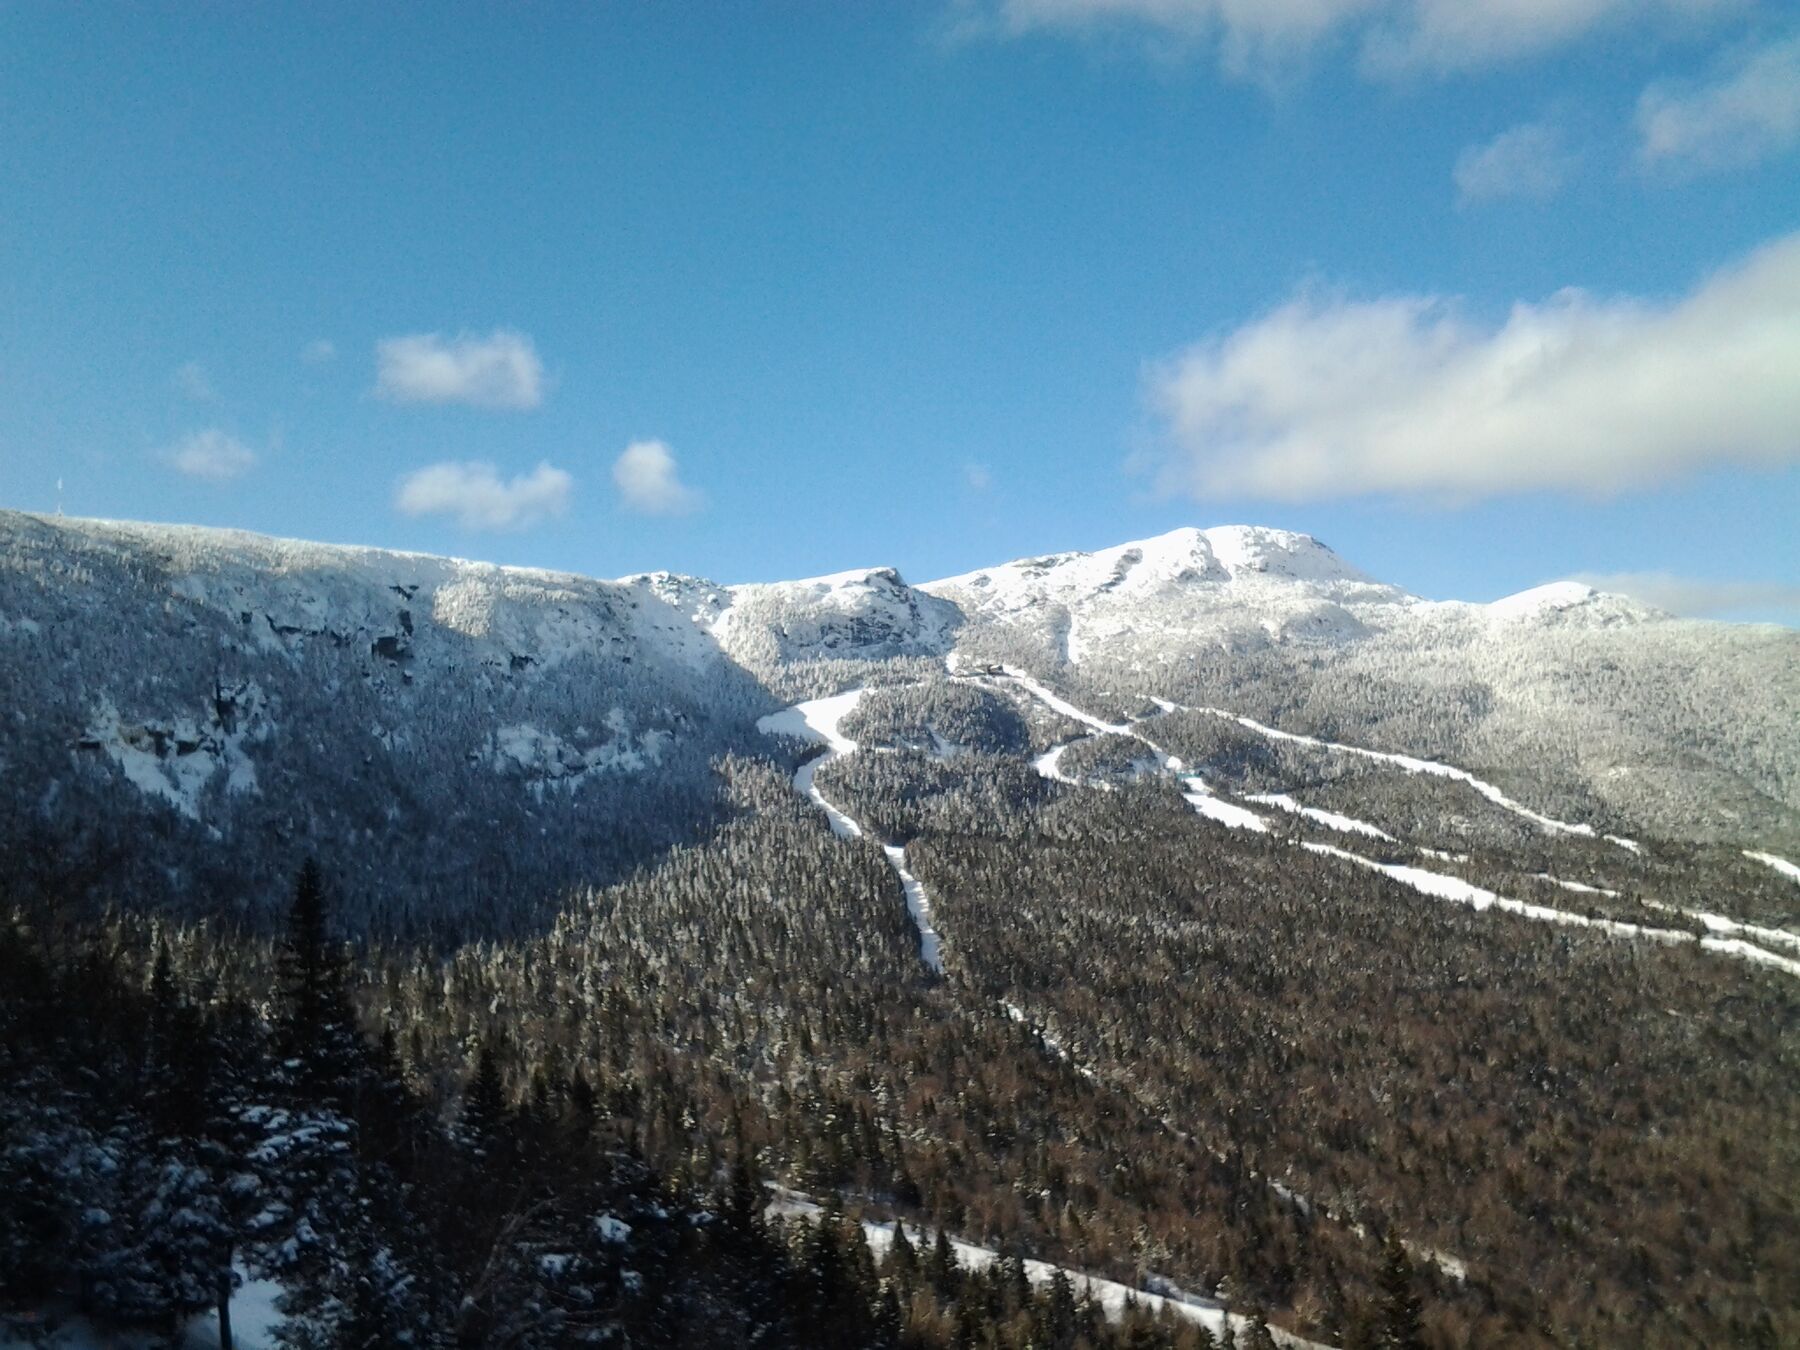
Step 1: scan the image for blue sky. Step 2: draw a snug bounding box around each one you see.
[2,4,1796,619]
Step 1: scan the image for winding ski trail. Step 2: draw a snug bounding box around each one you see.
[757,691,944,973]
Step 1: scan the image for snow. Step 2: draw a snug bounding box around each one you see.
[1745,850,1800,883]
[1247,793,1396,841]
[997,671,1276,835]
[1304,843,1800,980]
[1487,581,1602,620]
[81,687,269,821]
[756,689,866,757]
[0,1272,286,1350]
[882,843,945,973]
[1031,742,1074,783]
[488,718,666,790]
[759,691,869,840]
[1147,695,1610,842]
[1533,874,1619,897]
[759,689,945,972]
[766,1191,1331,1348]
[1182,781,1270,833]
[595,1214,632,1244]
[999,667,1133,736]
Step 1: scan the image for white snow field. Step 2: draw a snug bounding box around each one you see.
[758,691,945,973]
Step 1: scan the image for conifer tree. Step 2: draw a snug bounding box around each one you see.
[1378,1230,1425,1350]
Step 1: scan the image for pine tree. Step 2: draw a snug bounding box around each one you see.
[461,1040,509,1155]
[1378,1230,1425,1350]
[275,861,364,1109]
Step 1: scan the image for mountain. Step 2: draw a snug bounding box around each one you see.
[2,509,1795,928]
[6,508,1800,1349]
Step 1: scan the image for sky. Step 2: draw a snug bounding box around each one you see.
[2,3,1797,621]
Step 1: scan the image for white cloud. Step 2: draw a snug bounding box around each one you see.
[1454,123,1575,204]
[1148,231,1800,503]
[612,440,704,516]
[970,0,1713,78]
[1638,34,1800,174]
[301,339,337,365]
[374,329,546,410]
[964,462,995,491]
[168,429,256,481]
[1359,0,1701,77]
[1571,571,1800,621]
[394,460,573,530]
[174,361,216,402]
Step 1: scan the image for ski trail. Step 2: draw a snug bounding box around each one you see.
[983,669,1800,981]
[1305,842,1800,980]
[1247,792,1395,842]
[996,667,1271,832]
[1745,850,1800,884]
[1143,695,1622,847]
[758,691,945,973]
[766,1190,1334,1348]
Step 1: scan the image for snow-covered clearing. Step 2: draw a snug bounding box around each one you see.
[1304,843,1800,981]
[1248,792,1396,842]
[882,843,944,972]
[758,691,945,973]
[0,1274,285,1350]
[1182,779,1269,832]
[766,1191,1331,1348]
[1745,850,1800,884]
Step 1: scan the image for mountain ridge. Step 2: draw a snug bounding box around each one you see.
[2,507,1795,929]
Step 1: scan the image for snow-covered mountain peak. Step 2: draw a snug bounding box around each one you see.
[925,524,1384,601]
[1196,525,1373,585]
[1486,580,1657,626]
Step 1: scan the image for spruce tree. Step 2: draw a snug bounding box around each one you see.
[275,861,363,1109]
[1378,1230,1425,1350]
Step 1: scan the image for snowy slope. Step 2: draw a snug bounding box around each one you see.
[0,510,771,926]
[4,508,1796,930]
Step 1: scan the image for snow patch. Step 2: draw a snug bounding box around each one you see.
[1247,793,1396,841]
[487,717,669,793]
[79,684,271,820]
[1745,850,1800,884]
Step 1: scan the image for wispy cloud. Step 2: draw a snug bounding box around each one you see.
[301,338,337,365]
[612,440,704,516]
[1637,33,1800,175]
[961,0,1715,80]
[1571,571,1800,622]
[167,429,256,481]
[964,462,995,491]
[1454,122,1575,204]
[374,329,546,410]
[1146,231,1800,503]
[394,460,572,530]
[174,361,216,402]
